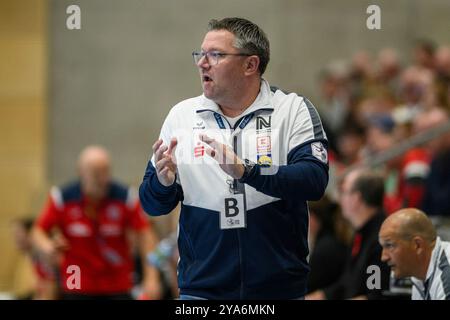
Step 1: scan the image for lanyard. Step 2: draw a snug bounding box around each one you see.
[214,112,226,129]
[213,112,254,130]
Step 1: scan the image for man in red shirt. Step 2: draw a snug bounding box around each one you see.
[32,146,162,299]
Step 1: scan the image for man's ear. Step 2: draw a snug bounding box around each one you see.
[413,236,425,254]
[244,55,260,76]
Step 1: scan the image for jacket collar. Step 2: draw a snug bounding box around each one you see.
[411,236,442,288]
[424,236,442,281]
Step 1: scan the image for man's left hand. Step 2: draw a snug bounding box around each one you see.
[200,134,245,179]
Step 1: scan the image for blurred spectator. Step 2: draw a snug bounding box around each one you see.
[365,114,430,214]
[317,61,350,154]
[348,51,377,105]
[366,113,397,155]
[376,48,402,95]
[413,39,436,70]
[434,46,450,113]
[354,95,395,128]
[420,109,450,216]
[350,51,375,84]
[336,122,365,166]
[317,62,350,135]
[306,169,390,300]
[435,46,450,82]
[394,67,432,123]
[326,122,366,201]
[32,146,162,299]
[307,196,351,293]
[413,107,450,156]
[320,42,450,220]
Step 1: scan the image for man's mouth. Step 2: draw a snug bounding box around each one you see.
[203,75,212,82]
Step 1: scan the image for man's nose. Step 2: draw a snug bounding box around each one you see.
[381,249,389,262]
[198,55,210,69]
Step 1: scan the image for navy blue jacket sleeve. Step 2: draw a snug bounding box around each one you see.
[139,160,183,216]
[239,139,329,201]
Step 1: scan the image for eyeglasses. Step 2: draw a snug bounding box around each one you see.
[192,51,252,65]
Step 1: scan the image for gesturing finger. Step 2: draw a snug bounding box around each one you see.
[201,135,235,165]
[199,134,219,149]
[154,144,168,162]
[152,139,163,154]
[166,138,178,156]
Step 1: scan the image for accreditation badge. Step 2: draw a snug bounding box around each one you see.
[255,115,273,169]
[220,194,247,230]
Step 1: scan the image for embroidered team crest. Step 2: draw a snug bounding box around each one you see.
[311,142,328,163]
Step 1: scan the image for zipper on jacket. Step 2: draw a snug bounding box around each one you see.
[232,132,245,299]
[211,110,268,299]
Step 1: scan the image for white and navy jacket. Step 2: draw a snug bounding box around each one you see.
[412,237,450,300]
[139,79,329,299]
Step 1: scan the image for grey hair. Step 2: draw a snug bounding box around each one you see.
[207,17,270,75]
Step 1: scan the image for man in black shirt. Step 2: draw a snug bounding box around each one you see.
[306,169,390,299]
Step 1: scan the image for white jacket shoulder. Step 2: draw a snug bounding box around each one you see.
[170,96,203,115]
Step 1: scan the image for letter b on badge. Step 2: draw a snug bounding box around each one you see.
[225,198,239,217]
[220,195,246,230]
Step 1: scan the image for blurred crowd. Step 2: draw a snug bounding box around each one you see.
[305,39,450,299]
[8,40,450,300]
[317,40,450,216]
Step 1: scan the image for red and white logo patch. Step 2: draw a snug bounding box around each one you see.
[194,142,205,158]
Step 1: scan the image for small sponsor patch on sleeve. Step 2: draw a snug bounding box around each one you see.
[311,142,328,163]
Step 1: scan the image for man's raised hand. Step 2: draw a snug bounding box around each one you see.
[153,138,177,186]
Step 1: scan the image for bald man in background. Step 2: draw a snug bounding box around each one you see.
[379,208,450,300]
[32,146,162,299]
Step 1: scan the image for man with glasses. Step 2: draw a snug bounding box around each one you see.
[307,169,390,300]
[139,17,329,299]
